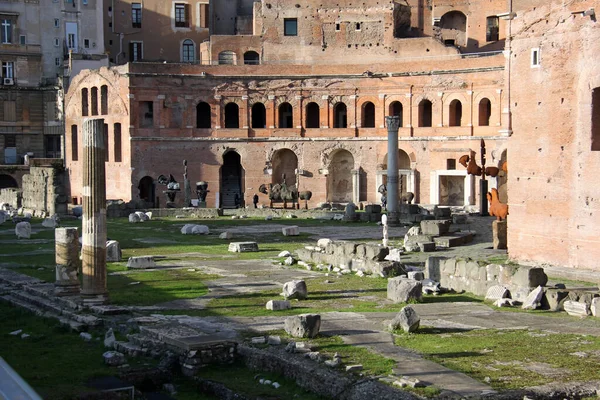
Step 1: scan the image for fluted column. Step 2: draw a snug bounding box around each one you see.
[54,227,80,296]
[386,116,400,226]
[81,118,109,304]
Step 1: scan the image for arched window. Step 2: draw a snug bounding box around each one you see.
[182,39,195,63]
[449,99,462,126]
[196,102,211,128]
[71,125,78,161]
[113,123,122,162]
[479,98,491,126]
[91,87,98,116]
[278,102,293,128]
[305,102,320,128]
[224,102,239,128]
[389,101,403,127]
[103,124,109,162]
[244,51,260,65]
[251,103,266,128]
[81,88,88,116]
[418,99,432,127]
[334,103,347,128]
[362,101,375,128]
[218,51,236,65]
[100,85,108,115]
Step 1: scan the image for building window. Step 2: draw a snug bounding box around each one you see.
[67,33,76,49]
[114,123,122,162]
[335,23,340,31]
[182,39,195,62]
[129,42,142,62]
[418,99,433,127]
[531,48,540,67]
[140,101,153,128]
[224,103,240,128]
[479,98,491,126]
[334,103,347,128]
[200,3,209,28]
[2,62,14,79]
[243,51,259,65]
[54,38,60,47]
[355,22,361,31]
[55,57,61,66]
[19,35,26,45]
[82,0,88,5]
[278,102,293,128]
[45,135,61,159]
[100,85,108,115]
[252,103,266,129]
[1,19,12,44]
[91,86,98,115]
[284,18,297,36]
[81,88,89,116]
[305,102,320,129]
[218,50,235,65]
[196,102,211,128]
[361,102,375,128]
[5,134,16,148]
[175,3,190,28]
[592,88,600,151]
[132,3,142,28]
[486,16,499,42]
[84,39,90,49]
[71,125,78,161]
[447,159,456,170]
[54,19,60,28]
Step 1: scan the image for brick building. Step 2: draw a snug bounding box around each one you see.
[65,0,600,270]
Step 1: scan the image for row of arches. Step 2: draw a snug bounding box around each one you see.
[218,50,260,65]
[193,98,493,129]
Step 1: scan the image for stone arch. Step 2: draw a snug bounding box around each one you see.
[137,176,155,205]
[380,149,411,169]
[333,102,348,128]
[0,174,18,189]
[220,150,244,208]
[271,148,298,188]
[438,11,467,47]
[224,102,240,128]
[305,102,320,128]
[327,149,354,202]
[418,98,433,127]
[449,99,463,126]
[478,97,492,126]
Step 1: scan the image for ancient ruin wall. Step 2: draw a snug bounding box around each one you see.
[507,0,600,270]
[21,166,68,215]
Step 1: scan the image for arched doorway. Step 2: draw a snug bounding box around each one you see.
[220,151,243,208]
[0,174,18,189]
[271,149,298,188]
[138,176,155,206]
[334,103,347,128]
[362,102,375,128]
[251,103,266,129]
[305,102,320,128]
[278,102,293,128]
[327,149,354,202]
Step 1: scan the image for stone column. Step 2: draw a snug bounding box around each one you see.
[386,116,400,226]
[54,227,80,296]
[81,118,109,305]
[351,169,360,204]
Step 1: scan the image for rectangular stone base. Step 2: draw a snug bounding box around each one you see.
[493,220,507,249]
[228,242,259,252]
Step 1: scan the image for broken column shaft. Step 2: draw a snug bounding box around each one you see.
[54,227,80,296]
[81,118,109,304]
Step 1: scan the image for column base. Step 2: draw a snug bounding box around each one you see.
[54,283,80,297]
[387,212,401,227]
[81,293,109,306]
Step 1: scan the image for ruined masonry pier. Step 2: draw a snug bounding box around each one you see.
[54,227,80,296]
[81,118,109,304]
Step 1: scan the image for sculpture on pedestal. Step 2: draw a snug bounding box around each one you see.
[158,174,180,207]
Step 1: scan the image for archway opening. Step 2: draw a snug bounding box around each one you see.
[362,102,375,128]
[449,99,462,126]
[221,151,243,208]
[138,176,155,206]
[305,102,320,128]
[244,51,260,65]
[479,98,491,126]
[218,51,236,65]
[327,149,354,202]
[224,103,239,128]
[334,102,347,128]
[278,102,293,128]
[196,102,211,128]
[419,100,433,127]
[251,103,266,129]
[0,174,18,189]
[272,148,298,188]
[389,101,403,127]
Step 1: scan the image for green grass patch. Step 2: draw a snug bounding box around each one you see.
[0,302,153,400]
[394,327,600,390]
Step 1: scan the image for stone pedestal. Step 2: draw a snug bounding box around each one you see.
[81,118,109,305]
[493,219,507,249]
[54,227,81,296]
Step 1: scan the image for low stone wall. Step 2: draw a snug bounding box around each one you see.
[425,256,548,301]
[0,188,21,209]
[225,207,341,220]
[296,241,403,277]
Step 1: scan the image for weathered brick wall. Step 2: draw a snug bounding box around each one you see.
[507,0,600,270]
[21,166,68,215]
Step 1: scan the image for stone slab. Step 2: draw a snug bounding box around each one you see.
[126,256,156,269]
[228,242,259,252]
[163,334,237,351]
